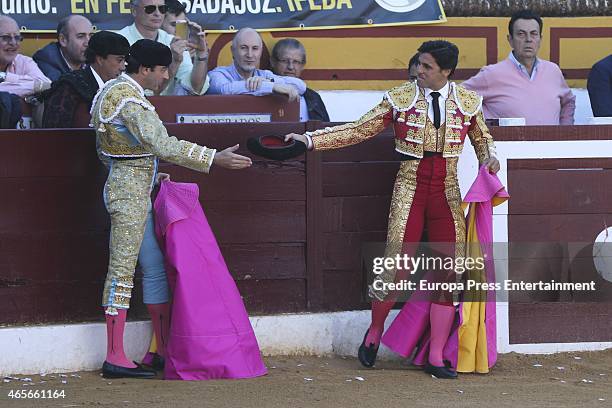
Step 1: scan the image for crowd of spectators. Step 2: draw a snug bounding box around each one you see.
[0,5,610,129]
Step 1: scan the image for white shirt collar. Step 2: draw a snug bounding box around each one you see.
[59,48,85,71]
[129,23,162,42]
[509,51,539,80]
[423,81,450,99]
[120,72,146,96]
[90,66,105,89]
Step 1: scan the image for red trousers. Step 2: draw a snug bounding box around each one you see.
[400,154,460,305]
[367,154,461,344]
[403,154,457,243]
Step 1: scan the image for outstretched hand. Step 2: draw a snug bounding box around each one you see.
[155,172,170,185]
[213,144,252,169]
[483,157,500,173]
[284,133,309,145]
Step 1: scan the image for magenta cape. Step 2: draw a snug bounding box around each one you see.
[154,180,267,380]
[381,165,509,373]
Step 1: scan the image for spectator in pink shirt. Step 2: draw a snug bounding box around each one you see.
[462,10,575,125]
[0,16,51,97]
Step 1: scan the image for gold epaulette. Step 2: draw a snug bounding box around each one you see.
[98,82,154,124]
[383,81,418,112]
[453,83,483,116]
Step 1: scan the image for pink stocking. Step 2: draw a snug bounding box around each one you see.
[428,303,455,366]
[147,303,171,358]
[105,309,137,368]
[365,300,395,346]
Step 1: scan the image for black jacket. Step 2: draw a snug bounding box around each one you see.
[304,88,330,122]
[32,42,71,82]
[0,91,22,129]
[41,67,99,128]
[587,54,612,117]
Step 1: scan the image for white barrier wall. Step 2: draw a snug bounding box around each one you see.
[2,310,611,375]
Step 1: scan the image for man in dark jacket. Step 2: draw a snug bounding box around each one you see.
[41,31,130,128]
[587,55,612,117]
[0,91,21,129]
[270,38,330,122]
[33,15,93,82]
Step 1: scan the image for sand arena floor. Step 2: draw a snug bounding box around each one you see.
[2,350,611,408]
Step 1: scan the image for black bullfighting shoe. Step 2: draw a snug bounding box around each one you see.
[357,329,379,368]
[151,353,165,371]
[102,361,156,379]
[424,362,458,379]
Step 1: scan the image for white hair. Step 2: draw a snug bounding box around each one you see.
[0,15,18,29]
[231,27,262,50]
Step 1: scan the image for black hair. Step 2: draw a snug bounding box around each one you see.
[126,55,148,74]
[408,52,419,70]
[85,47,100,64]
[84,31,130,64]
[56,15,72,40]
[417,40,459,77]
[165,0,187,16]
[125,40,172,73]
[508,9,543,36]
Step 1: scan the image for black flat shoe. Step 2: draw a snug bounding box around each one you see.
[424,362,458,379]
[151,353,165,371]
[102,361,156,379]
[357,329,379,368]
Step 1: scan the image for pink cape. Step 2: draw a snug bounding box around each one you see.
[382,165,509,373]
[153,180,267,380]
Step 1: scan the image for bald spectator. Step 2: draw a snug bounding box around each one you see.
[0,16,50,97]
[117,0,209,95]
[33,15,93,82]
[41,31,130,128]
[462,10,575,125]
[270,38,329,122]
[208,28,305,106]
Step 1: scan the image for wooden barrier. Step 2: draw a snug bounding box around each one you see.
[19,95,299,129]
[0,124,611,344]
[150,95,299,123]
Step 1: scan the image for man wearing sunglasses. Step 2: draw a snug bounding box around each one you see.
[0,16,50,97]
[117,0,209,96]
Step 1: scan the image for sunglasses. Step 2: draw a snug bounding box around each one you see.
[143,4,167,14]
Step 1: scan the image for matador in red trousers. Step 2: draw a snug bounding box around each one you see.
[285,40,500,379]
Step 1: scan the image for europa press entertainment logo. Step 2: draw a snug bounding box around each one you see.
[374,0,427,13]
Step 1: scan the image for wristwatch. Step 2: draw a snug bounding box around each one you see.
[0,72,6,83]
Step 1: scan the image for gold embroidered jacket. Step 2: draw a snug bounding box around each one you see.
[91,75,215,172]
[307,81,496,163]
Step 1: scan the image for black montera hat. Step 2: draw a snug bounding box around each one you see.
[88,31,130,57]
[130,39,173,68]
[247,135,307,161]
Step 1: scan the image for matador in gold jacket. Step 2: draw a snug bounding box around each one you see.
[286,41,500,379]
[91,39,252,379]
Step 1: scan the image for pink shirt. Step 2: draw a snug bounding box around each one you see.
[462,57,575,125]
[0,54,50,97]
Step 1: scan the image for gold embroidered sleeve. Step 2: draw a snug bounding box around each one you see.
[309,99,392,151]
[120,102,216,173]
[468,111,497,164]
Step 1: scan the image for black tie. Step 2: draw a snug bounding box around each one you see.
[430,91,441,129]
